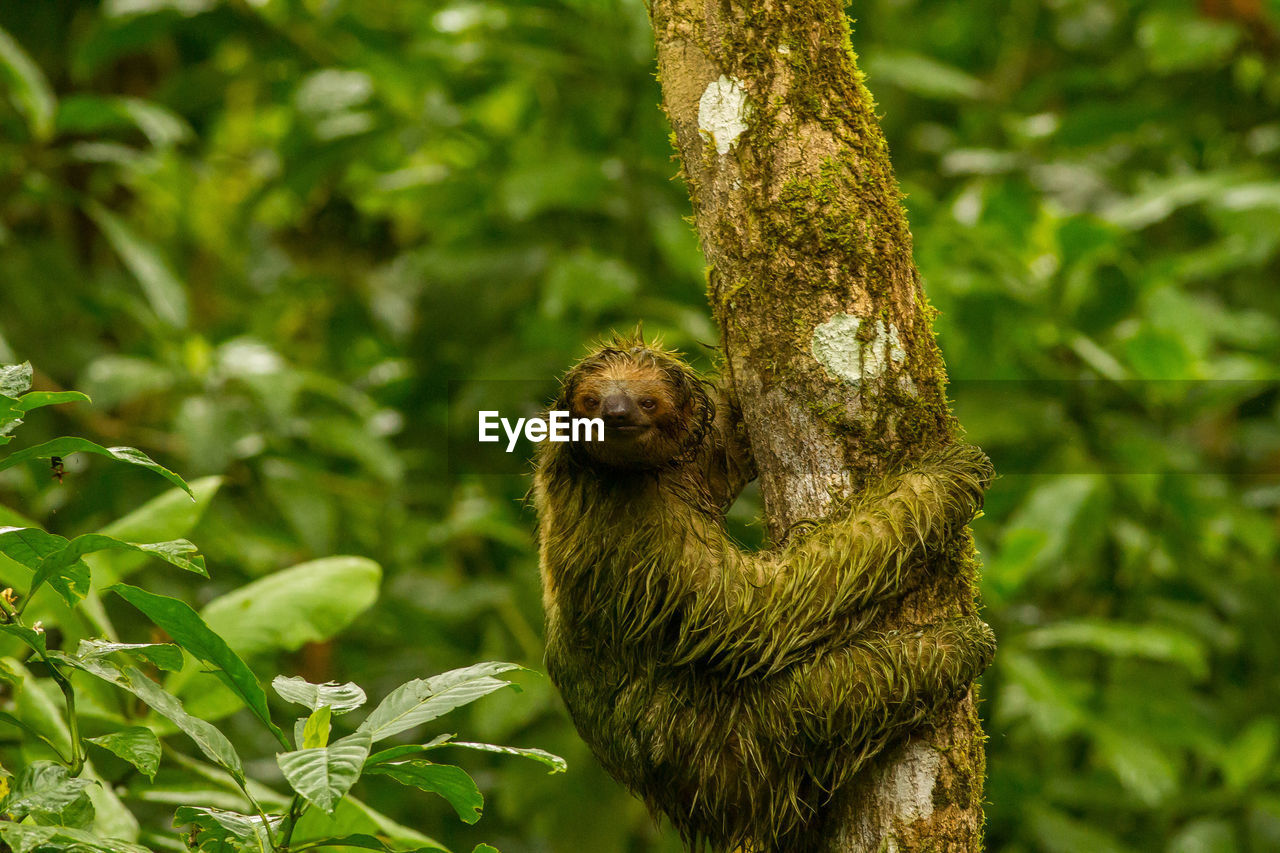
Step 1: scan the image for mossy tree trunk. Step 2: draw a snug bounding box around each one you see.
[647,2,988,851]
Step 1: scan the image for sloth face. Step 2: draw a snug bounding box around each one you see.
[559,346,709,470]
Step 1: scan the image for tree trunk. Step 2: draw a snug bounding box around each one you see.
[647,2,988,851]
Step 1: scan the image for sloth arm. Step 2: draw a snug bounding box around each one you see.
[668,443,993,679]
[699,385,757,511]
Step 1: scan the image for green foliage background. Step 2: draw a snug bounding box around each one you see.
[2,0,1279,851]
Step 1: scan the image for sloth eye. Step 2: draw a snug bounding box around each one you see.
[581,395,599,409]
[639,398,657,411]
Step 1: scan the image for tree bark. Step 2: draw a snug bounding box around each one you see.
[647,2,988,851]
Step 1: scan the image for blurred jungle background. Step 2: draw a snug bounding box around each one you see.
[2,0,1279,851]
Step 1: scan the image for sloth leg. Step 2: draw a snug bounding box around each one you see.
[782,617,996,755]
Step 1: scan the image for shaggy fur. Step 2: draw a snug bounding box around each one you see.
[533,336,996,852]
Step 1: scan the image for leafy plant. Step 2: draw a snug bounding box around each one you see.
[0,362,563,852]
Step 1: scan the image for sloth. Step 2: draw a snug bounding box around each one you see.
[532,335,996,853]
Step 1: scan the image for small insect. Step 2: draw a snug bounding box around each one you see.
[50,456,64,483]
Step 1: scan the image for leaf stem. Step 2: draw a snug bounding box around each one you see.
[0,593,84,773]
[278,793,305,851]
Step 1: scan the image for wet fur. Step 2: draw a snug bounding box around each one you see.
[533,335,996,852]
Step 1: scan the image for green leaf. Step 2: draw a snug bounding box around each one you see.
[0,437,192,497]
[0,823,149,853]
[5,760,96,828]
[444,741,566,774]
[292,795,447,850]
[87,726,162,780]
[365,761,482,824]
[103,0,217,17]
[0,526,90,606]
[0,395,21,440]
[1168,819,1237,853]
[0,711,69,760]
[56,94,191,148]
[202,556,381,656]
[864,50,986,100]
[1221,717,1279,791]
[86,202,188,328]
[364,736,564,774]
[472,846,500,853]
[15,391,92,413]
[1137,11,1239,73]
[109,583,287,746]
[0,27,55,139]
[53,653,244,782]
[273,675,368,714]
[0,621,49,655]
[281,835,441,852]
[276,730,372,814]
[1024,619,1209,679]
[1028,804,1133,853]
[36,535,207,598]
[77,638,185,672]
[1094,727,1177,806]
[357,663,524,743]
[173,806,281,853]
[1123,326,1192,379]
[93,475,222,584]
[0,362,33,396]
[79,355,175,410]
[302,706,333,749]
[365,734,455,766]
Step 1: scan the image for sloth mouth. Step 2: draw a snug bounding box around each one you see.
[608,424,649,436]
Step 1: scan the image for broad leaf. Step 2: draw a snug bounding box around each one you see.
[0,362,33,396]
[86,202,188,328]
[0,526,90,605]
[1024,619,1209,679]
[358,662,523,743]
[282,835,444,852]
[273,675,367,714]
[0,823,149,853]
[87,727,162,780]
[0,711,67,758]
[291,794,447,851]
[0,621,48,655]
[37,536,207,595]
[93,475,222,585]
[276,730,372,814]
[173,806,282,853]
[99,475,222,542]
[0,438,191,497]
[77,639,185,672]
[202,556,381,656]
[301,706,333,749]
[365,760,482,824]
[0,395,21,439]
[0,28,55,138]
[52,653,244,783]
[5,760,95,828]
[365,734,455,766]
[445,741,566,774]
[109,583,287,746]
[15,391,91,412]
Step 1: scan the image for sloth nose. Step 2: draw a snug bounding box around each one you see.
[601,392,642,426]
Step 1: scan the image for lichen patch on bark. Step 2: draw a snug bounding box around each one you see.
[812,313,906,384]
[698,75,750,156]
